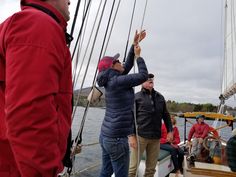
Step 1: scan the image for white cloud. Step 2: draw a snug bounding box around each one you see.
[1,0,234,107]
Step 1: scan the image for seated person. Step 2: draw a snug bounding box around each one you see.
[187,114,209,161]
[160,116,184,176]
[226,128,236,172]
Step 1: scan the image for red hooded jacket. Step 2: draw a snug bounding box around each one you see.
[0,0,72,176]
[188,122,209,141]
[160,123,180,147]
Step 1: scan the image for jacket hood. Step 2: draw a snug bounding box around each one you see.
[97,69,119,87]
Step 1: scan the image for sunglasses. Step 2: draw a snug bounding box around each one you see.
[112,60,121,65]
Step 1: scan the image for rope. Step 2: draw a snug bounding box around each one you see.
[139,0,148,40]
[69,0,81,47]
[71,161,101,176]
[133,1,149,176]
[71,0,92,60]
[72,0,110,152]
[103,0,121,56]
[72,0,103,90]
[72,0,107,121]
[72,0,92,86]
[67,1,109,174]
[203,135,222,151]
[123,0,137,62]
[90,0,116,87]
[96,0,116,64]
[82,142,99,146]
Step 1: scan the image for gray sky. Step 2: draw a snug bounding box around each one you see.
[1,0,235,107]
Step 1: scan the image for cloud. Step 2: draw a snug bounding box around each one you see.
[1,0,233,106]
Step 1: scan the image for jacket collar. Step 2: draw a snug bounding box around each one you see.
[20,0,67,31]
[141,88,154,95]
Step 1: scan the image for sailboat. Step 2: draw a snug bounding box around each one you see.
[182,0,236,176]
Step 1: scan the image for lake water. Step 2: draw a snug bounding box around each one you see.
[71,107,236,177]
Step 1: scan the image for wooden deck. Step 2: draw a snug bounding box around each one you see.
[183,156,236,177]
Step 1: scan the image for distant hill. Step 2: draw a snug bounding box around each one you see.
[73,87,236,116]
[73,87,105,107]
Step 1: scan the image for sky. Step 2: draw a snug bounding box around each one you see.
[1,0,235,107]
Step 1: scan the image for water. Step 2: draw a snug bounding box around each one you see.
[71,107,236,176]
[71,107,104,176]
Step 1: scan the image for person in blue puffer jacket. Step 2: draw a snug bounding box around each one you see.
[96,30,148,177]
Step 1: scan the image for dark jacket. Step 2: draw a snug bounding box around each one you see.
[135,88,172,139]
[227,135,236,172]
[97,46,148,138]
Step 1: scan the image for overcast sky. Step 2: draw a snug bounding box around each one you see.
[1,0,235,107]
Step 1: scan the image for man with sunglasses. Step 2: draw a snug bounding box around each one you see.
[96,30,148,177]
[129,73,173,177]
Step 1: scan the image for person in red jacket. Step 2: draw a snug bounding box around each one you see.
[0,0,72,177]
[160,116,184,177]
[187,114,209,162]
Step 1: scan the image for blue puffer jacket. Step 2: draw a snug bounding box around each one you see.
[97,46,148,138]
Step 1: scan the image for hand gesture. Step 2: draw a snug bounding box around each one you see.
[187,141,192,147]
[198,138,204,144]
[166,132,173,142]
[133,30,146,46]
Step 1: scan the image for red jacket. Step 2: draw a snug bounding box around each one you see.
[188,122,209,141]
[0,0,72,176]
[160,123,180,146]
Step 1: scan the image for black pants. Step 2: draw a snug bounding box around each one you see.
[160,143,184,172]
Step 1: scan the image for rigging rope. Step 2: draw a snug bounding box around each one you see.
[103,0,121,56]
[71,0,92,60]
[73,0,118,149]
[72,0,108,149]
[69,0,149,176]
[72,0,91,86]
[123,0,137,63]
[69,0,81,47]
[72,0,103,90]
[139,0,148,39]
[133,1,149,176]
[90,0,116,86]
[72,0,107,121]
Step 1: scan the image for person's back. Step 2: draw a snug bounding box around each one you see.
[0,0,72,176]
[97,56,146,137]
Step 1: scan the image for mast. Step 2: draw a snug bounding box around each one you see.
[220,0,236,102]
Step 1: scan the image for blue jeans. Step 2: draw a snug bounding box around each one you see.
[99,134,129,177]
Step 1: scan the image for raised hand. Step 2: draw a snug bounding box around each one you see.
[133,30,146,46]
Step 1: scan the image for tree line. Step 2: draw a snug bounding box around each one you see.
[166,100,218,113]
